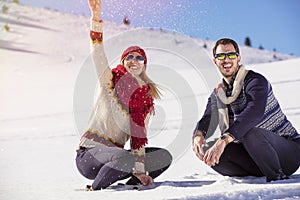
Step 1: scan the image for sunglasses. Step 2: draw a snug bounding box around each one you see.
[214,52,239,60]
[125,54,145,64]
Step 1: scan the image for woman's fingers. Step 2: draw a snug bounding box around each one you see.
[135,174,154,186]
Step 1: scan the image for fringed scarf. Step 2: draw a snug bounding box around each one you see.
[112,65,154,149]
[214,65,248,132]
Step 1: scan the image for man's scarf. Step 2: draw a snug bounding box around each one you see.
[112,65,154,149]
[214,65,248,132]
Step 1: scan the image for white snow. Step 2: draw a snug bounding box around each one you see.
[1,3,300,200]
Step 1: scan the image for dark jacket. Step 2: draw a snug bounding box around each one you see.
[195,70,299,140]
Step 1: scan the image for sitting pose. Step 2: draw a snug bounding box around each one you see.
[193,38,300,182]
[75,0,172,190]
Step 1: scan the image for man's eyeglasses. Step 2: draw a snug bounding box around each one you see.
[125,54,145,64]
[214,52,239,60]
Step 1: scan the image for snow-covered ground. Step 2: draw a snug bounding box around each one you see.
[1,3,300,200]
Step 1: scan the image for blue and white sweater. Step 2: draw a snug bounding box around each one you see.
[195,70,299,140]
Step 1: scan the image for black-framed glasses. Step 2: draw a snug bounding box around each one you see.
[214,52,239,60]
[125,54,145,64]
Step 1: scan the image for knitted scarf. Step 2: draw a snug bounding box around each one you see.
[112,65,154,150]
[214,65,248,132]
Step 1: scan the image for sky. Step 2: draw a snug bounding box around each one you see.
[19,0,300,56]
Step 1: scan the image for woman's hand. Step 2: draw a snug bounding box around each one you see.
[88,0,102,21]
[134,173,154,186]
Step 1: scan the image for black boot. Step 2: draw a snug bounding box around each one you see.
[125,176,141,185]
[266,170,289,182]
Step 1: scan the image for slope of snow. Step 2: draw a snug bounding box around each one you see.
[0,3,299,200]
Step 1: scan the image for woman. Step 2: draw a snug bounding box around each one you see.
[75,0,172,191]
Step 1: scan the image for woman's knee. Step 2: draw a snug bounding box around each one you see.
[147,148,172,164]
[76,150,103,180]
[161,148,173,164]
[145,148,172,174]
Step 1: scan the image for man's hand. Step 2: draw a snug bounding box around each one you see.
[193,131,208,161]
[203,139,226,166]
[134,173,154,186]
[88,0,102,21]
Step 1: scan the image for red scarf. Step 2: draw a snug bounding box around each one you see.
[112,65,154,149]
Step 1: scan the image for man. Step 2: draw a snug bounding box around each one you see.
[192,38,300,182]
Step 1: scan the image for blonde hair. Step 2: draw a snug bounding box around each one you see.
[140,71,161,99]
[121,59,161,100]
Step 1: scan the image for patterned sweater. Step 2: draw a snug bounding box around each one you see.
[78,19,150,174]
[195,70,299,140]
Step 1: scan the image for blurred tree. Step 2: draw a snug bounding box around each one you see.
[2,5,9,13]
[4,24,10,31]
[244,37,251,47]
[258,45,264,50]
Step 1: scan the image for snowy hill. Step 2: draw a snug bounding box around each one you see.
[1,2,300,200]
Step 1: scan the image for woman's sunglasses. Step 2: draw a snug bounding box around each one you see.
[214,52,239,60]
[125,54,145,64]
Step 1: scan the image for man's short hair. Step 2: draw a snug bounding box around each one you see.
[213,38,240,56]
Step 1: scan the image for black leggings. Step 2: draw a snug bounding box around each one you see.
[76,145,172,190]
[212,128,300,181]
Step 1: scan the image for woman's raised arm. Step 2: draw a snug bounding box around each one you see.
[88,0,110,83]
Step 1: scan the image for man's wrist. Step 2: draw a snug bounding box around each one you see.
[220,133,234,145]
[220,133,235,145]
[220,135,229,145]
